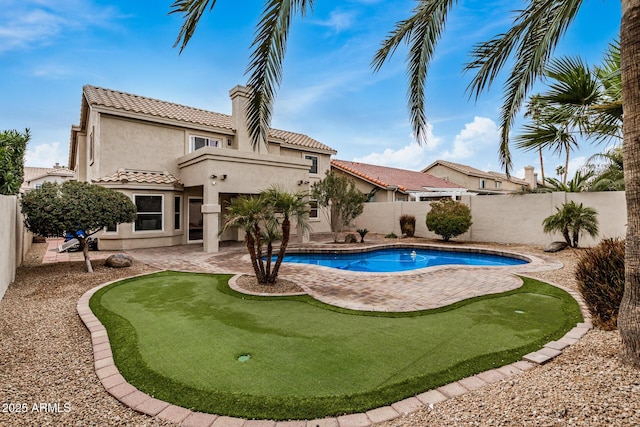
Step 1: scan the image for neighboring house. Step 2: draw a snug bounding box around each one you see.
[331,159,469,202]
[21,163,75,192]
[69,85,336,252]
[422,160,537,194]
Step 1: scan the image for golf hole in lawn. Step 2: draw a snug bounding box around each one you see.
[89,271,582,420]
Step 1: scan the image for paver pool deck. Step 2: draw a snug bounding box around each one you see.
[73,240,591,427]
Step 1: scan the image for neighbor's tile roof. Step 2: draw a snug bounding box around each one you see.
[331,159,463,193]
[94,169,183,186]
[423,160,529,185]
[487,171,528,185]
[422,160,495,179]
[83,85,335,153]
[23,166,75,182]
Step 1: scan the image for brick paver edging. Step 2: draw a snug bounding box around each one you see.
[77,272,591,427]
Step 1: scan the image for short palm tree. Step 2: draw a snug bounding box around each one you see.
[544,169,595,192]
[542,201,599,248]
[222,186,309,284]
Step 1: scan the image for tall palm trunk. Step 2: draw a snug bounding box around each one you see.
[539,147,546,184]
[618,0,640,368]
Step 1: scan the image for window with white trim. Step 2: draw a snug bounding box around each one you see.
[190,135,222,152]
[105,223,117,233]
[305,155,318,174]
[174,196,182,230]
[479,179,486,189]
[134,195,163,232]
[495,181,502,188]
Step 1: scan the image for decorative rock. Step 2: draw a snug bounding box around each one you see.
[344,233,358,243]
[544,241,568,252]
[105,254,134,268]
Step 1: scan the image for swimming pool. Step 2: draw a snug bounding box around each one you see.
[280,247,528,272]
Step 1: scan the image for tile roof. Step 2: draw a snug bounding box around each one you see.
[422,160,495,179]
[94,169,183,186]
[423,160,529,185]
[23,166,75,183]
[82,85,335,153]
[331,159,464,193]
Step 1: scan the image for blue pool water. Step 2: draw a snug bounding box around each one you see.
[279,248,527,272]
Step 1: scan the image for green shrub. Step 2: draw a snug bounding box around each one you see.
[385,232,398,239]
[426,199,472,242]
[399,214,416,237]
[356,228,369,243]
[575,238,625,330]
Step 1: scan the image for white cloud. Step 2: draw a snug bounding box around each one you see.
[439,116,499,160]
[0,1,123,53]
[312,10,356,33]
[352,124,442,170]
[25,142,67,167]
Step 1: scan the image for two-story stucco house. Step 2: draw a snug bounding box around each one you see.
[69,85,336,252]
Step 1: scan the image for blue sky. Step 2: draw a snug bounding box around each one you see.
[1,0,621,180]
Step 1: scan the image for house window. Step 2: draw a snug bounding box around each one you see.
[309,199,318,219]
[35,183,42,189]
[105,223,117,233]
[479,179,486,189]
[495,181,502,188]
[305,155,318,174]
[134,195,163,232]
[174,196,182,230]
[190,135,221,152]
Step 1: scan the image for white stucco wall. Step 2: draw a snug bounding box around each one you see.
[355,192,626,246]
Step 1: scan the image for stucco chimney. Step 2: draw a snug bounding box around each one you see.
[229,85,253,152]
[524,166,537,190]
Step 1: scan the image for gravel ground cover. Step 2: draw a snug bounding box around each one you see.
[0,238,639,426]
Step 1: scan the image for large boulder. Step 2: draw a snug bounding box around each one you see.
[105,253,134,268]
[544,241,568,253]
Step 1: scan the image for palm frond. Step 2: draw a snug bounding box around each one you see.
[466,0,583,175]
[371,0,457,145]
[245,0,314,149]
[171,0,217,53]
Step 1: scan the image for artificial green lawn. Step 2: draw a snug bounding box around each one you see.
[89,271,582,420]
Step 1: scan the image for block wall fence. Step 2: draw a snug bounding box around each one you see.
[354,191,627,247]
[0,195,31,302]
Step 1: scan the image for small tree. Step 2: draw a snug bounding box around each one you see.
[426,199,472,242]
[311,171,367,243]
[221,186,309,284]
[542,201,599,248]
[20,181,136,273]
[0,128,30,195]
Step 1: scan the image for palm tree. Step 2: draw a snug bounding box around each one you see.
[586,146,625,191]
[222,186,310,284]
[524,95,547,184]
[262,186,310,282]
[515,56,601,184]
[543,201,599,248]
[545,169,595,192]
[171,0,640,366]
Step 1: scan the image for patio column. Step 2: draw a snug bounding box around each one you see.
[202,183,221,253]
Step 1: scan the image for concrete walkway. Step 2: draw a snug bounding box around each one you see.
[75,241,591,427]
